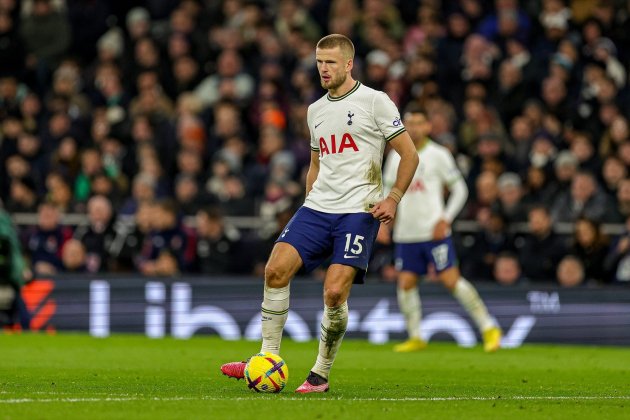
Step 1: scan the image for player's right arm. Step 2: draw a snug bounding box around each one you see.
[305,150,320,197]
[433,149,469,240]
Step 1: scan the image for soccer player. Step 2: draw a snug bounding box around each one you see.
[382,109,502,353]
[221,34,419,392]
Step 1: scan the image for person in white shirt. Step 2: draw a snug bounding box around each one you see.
[382,109,502,353]
[221,34,419,392]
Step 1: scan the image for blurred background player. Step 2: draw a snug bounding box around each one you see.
[0,200,30,328]
[382,108,502,353]
[221,34,418,393]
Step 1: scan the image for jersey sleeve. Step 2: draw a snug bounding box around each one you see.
[372,92,406,142]
[307,105,319,152]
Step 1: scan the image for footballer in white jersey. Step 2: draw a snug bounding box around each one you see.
[305,81,406,213]
[383,138,467,243]
[221,34,419,393]
[382,109,502,354]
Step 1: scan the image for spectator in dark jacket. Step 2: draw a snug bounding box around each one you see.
[550,171,612,223]
[516,206,567,281]
[27,201,72,274]
[194,207,242,275]
[570,217,609,283]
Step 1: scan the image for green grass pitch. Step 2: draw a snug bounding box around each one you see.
[1,334,629,419]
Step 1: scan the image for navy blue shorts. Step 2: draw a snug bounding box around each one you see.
[394,237,457,275]
[276,206,380,283]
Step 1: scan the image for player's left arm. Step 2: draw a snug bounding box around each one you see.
[370,131,418,224]
[433,151,469,240]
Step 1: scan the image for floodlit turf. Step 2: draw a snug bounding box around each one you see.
[0,334,629,419]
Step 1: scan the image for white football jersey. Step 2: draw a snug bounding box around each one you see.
[383,140,464,242]
[304,82,405,213]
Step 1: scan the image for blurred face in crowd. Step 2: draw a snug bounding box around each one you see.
[610,117,629,143]
[557,256,585,287]
[510,117,532,142]
[542,76,566,107]
[575,218,598,247]
[316,46,352,92]
[81,149,102,176]
[175,177,198,204]
[528,208,551,236]
[6,155,30,178]
[0,12,12,32]
[46,173,72,209]
[10,179,36,205]
[135,38,159,68]
[174,56,198,84]
[195,211,224,239]
[33,0,52,16]
[602,157,627,189]
[571,173,596,203]
[493,255,521,286]
[87,195,113,228]
[447,13,470,38]
[38,203,60,230]
[616,179,630,206]
[476,171,498,205]
[570,134,594,164]
[62,239,86,271]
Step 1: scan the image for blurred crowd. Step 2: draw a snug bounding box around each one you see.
[2,0,630,286]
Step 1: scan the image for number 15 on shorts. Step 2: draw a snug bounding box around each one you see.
[344,234,364,259]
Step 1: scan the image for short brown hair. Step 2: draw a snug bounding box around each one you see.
[316,34,355,59]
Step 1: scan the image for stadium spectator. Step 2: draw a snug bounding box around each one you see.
[136,199,194,275]
[610,178,630,223]
[73,195,115,273]
[20,0,71,92]
[516,206,567,282]
[600,156,627,202]
[0,12,25,78]
[570,217,609,283]
[494,172,527,224]
[550,171,612,223]
[109,200,153,272]
[492,252,526,286]
[193,207,241,275]
[193,48,255,107]
[27,201,72,275]
[5,177,38,213]
[60,238,87,273]
[556,255,586,288]
[460,211,511,280]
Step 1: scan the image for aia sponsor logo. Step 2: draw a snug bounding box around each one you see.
[319,133,359,157]
[407,179,426,192]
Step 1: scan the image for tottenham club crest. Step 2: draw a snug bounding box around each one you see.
[347,111,354,125]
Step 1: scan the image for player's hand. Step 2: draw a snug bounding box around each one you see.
[432,219,450,240]
[370,197,397,225]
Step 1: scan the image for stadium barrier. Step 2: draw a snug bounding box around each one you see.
[18,276,630,346]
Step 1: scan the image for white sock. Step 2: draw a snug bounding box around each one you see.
[452,277,495,332]
[260,284,290,354]
[397,287,421,339]
[312,302,348,380]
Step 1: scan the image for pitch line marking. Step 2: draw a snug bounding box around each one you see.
[1,396,630,404]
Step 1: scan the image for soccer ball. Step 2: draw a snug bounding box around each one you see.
[244,352,289,393]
